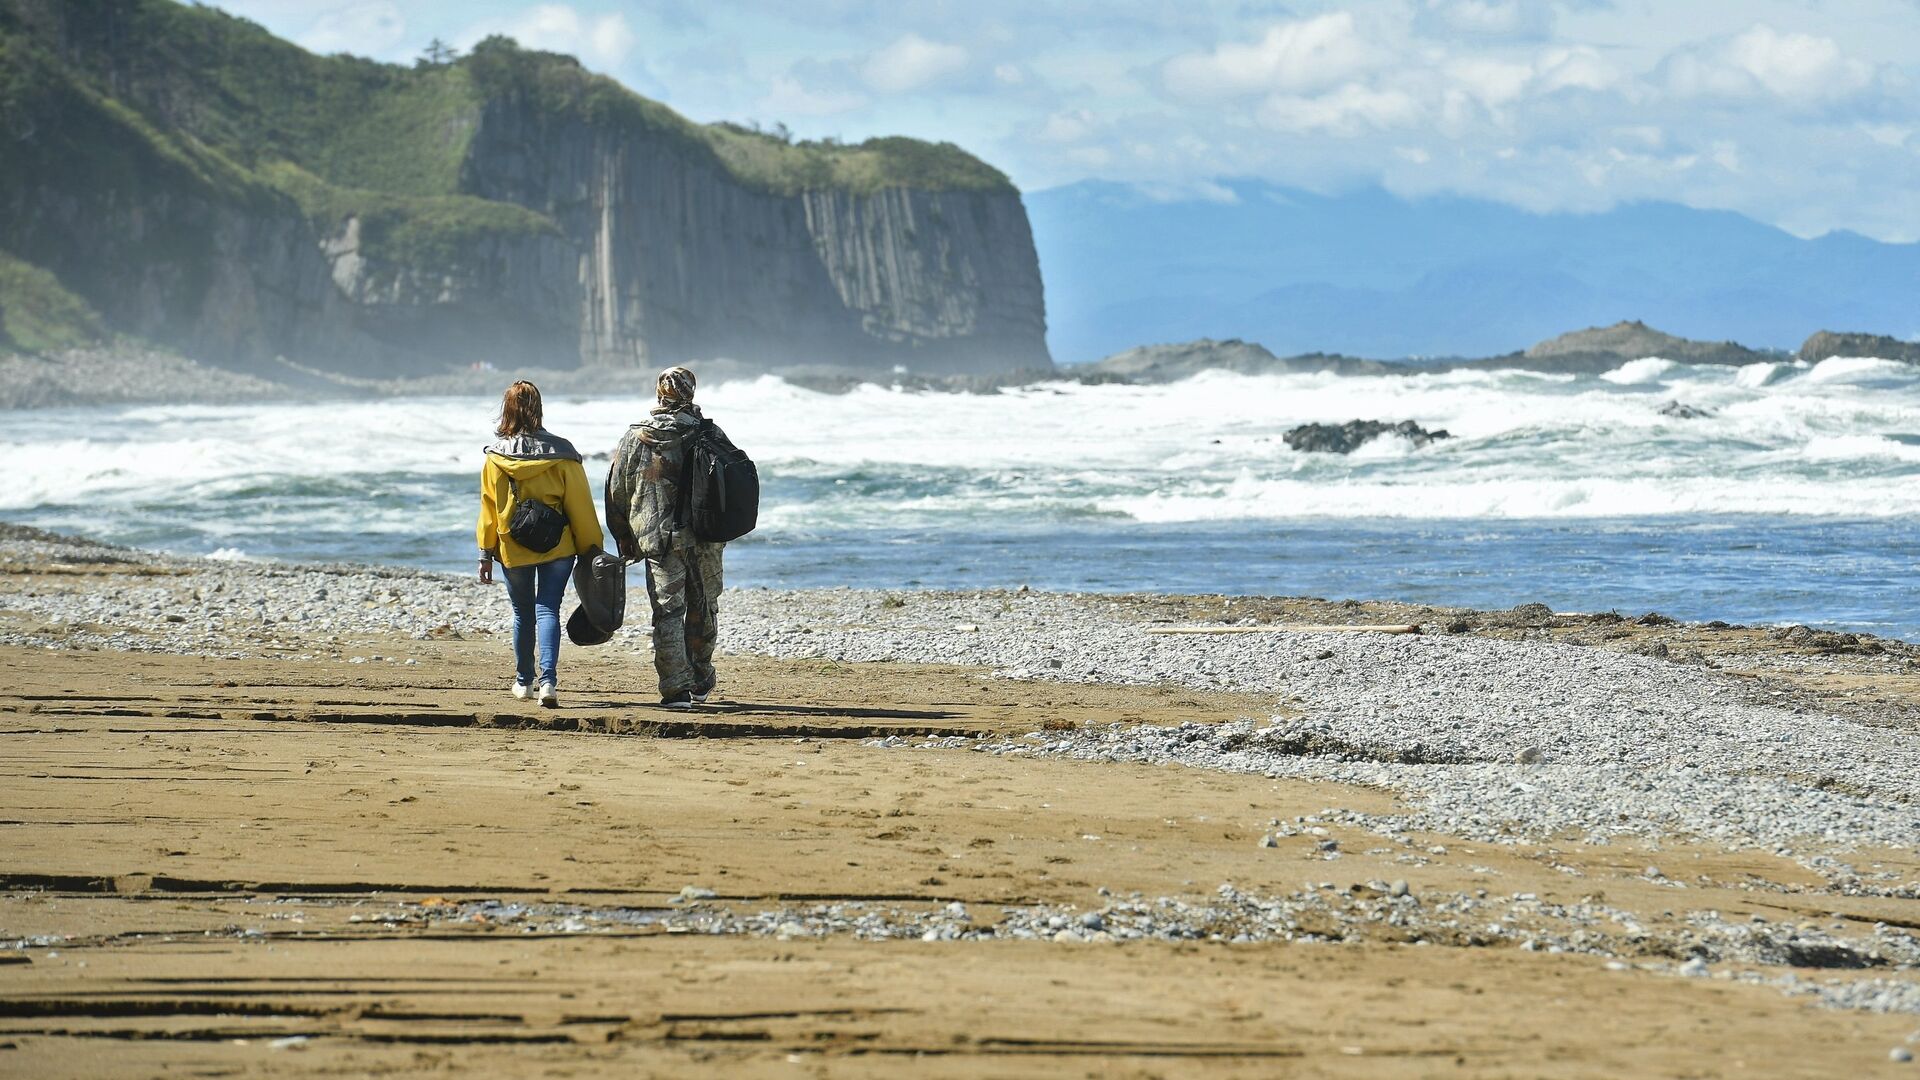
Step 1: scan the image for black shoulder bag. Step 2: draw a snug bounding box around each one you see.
[506,476,568,553]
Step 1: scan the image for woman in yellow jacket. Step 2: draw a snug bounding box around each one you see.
[476,381,604,708]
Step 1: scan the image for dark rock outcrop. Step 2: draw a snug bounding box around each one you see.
[1079,322,1786,383]
[1797,331,1920,364]
[1428,320,1771,374]
[1658,400,1713,419]
[1522,320,1763,365]
[1082,338,1395,381]
[1283,420,1451,454]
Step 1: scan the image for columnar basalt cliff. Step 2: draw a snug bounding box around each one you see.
[458,92,1048,373]
[0,0,1050,377]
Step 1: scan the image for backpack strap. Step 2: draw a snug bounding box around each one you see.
[671,419,710,534]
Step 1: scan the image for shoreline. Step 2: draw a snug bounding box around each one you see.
[0,347,1060,410]
[2,525,1915,1073]
[6,521,1913,658]
[10,334,1914,410]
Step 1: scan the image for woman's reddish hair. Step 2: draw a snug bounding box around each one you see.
[496,380,543,438]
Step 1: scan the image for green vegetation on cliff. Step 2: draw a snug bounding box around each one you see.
[0,250,102,353]
[0,1,516,269]
[4,1,1010,205]
[7,0,478,195]
[458,37,1012,195]
[261,162,561,268]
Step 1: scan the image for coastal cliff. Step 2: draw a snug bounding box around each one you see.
[0,0,1049,377]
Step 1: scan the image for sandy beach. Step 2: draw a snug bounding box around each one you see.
[1,525,1916,1077]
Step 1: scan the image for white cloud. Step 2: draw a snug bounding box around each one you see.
[1860,122,1911,148]
[1416,0,1554,40]
[1258,82,1422,135]
[1039,109,1096,143]
[467,4,636,68]
[1064,145,1114,168]
[862,34,970,94]
[297,1,406,58]
[1445,56,1536,108]
[1662,25,1872,105]
[1533,46,1618,94]
[1135,178,1241,203]
[1727,25,1871,100]
[763,74,868,117]
[1163,13,1380,100]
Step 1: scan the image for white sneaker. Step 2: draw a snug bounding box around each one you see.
[538,683,558,709]
[511,681,531,700]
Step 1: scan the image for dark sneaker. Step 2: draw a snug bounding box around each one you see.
[691,681,715,703]
[661,691,693,710]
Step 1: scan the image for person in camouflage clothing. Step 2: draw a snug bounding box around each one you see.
[605,366,728,708]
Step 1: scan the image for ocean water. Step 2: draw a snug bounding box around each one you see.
[5,356,1920,637]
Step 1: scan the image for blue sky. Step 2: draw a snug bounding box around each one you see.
[215,1,1920,241]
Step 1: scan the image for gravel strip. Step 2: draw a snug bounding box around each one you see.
[12,884,1914,1015]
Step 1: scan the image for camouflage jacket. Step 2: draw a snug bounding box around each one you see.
[605,404,726,560]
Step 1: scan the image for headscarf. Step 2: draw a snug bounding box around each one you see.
[656,366,696,408]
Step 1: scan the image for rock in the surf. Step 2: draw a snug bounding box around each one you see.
[1283,420,1452,454]
[1658,400,1713,419]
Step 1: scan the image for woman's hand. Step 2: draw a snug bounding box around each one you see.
[478,556,493,584]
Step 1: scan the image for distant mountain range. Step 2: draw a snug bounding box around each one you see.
[1025,180,1920,364]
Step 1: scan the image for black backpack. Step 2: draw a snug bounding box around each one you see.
[675,419,758,543]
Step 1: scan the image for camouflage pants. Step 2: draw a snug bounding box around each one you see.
[643,542,724,697]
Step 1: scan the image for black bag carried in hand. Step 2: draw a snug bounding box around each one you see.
[506,477,568,553]
[675,419,758,543]
[566,548,626,646]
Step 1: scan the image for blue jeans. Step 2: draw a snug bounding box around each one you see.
[503,555,575,687]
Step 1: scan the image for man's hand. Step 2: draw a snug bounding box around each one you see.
[478,556,493,584]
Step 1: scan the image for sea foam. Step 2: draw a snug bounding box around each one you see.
[5,356,1920,536]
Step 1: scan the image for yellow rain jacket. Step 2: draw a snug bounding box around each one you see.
[476,430,605,568]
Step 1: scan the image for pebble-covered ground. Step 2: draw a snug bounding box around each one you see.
[733,589,1920,858]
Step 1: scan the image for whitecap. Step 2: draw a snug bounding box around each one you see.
[1799,434,1920,464]
[1600,357,1678,385]
[1804,356,1917,385]
[1099,474,1920,522]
